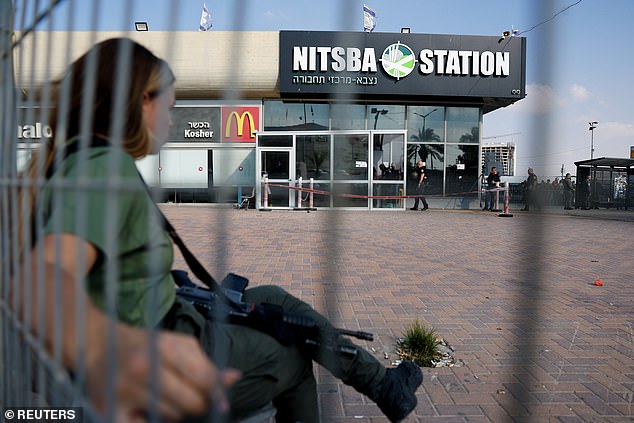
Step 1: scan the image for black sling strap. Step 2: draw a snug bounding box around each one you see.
[49,136,240,309]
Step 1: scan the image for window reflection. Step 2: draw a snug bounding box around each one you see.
[333,134,369,181]
[368,105,405,129]
[373,133,404,181]
[264,100,329,131]
[445,144,479,194]
[446,107,479,143]
[407,106,444,143]
[296,135,330,180]
[406,144,444,195]
[331,103,366,130]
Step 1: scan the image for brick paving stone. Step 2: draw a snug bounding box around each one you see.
[160,206,634,422]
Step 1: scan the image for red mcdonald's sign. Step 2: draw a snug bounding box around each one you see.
[221,106,260,142]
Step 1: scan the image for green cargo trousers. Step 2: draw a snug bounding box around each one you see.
[163,285,386,422]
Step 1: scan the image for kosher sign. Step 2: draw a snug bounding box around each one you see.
[168,106,220,142]
[279,31,526,101]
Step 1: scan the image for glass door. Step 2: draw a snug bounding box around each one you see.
[371,132,406,209]
[259,148,294,208]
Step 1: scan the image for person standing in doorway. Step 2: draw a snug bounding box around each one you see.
[562,173,575,210]
[410,160,429,211]
[484,166,501,211]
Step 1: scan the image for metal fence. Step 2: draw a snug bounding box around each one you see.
[1,1,557,422]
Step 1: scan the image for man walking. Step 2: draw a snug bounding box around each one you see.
[410,160,429,211]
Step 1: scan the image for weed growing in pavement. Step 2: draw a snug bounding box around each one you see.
[397,319,442,367]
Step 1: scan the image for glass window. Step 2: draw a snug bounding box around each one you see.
[446,107,480,143]
[331,103,366,130]
[333,134,369,181]
[263,100,329,131]
[261,150,290,180]
[407,106,444,143]
[296,135,330,180]
[368,105,405,130]
[333,183,369,207]
[310,182,332,207]
[406,144,444,196]
[258,134,292,147]
[373,183,404,209]
[445,144,479,195]
[373,133,404,181]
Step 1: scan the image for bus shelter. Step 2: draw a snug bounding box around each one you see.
[574,157,634,209]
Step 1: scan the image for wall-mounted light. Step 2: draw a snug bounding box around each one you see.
[135,22,149,31]
[498,27,519,43]
[401,27,411,33]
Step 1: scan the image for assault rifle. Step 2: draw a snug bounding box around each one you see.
[173,271,374,358]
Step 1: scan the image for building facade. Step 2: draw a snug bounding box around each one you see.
[14,30,526,210]
[482,142,516,176]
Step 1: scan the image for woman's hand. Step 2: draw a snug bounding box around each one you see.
[85,324,240,422]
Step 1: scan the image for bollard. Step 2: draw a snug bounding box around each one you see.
[297,177,303,208]
[498,183,513,217]
[309,178,314,209]
[494,183,500,211]
[263,176,269,208]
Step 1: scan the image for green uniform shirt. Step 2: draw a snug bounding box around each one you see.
[42,142,175,327]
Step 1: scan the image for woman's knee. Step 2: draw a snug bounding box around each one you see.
[243,285,290,304]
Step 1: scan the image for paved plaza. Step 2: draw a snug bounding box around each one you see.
[161,205,634,423]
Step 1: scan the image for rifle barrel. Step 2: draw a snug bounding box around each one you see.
[335,328,374,341]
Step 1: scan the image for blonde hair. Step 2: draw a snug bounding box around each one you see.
[13,38,175,263]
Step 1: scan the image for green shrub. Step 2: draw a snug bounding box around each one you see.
[398,319,441,367]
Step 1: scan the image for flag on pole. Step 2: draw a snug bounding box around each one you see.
[363,4,376,32]
[199,2,212,31]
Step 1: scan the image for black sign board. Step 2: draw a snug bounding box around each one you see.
[279,31,526,107]
[168,106,221,142]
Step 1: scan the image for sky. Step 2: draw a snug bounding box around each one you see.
[15,0,634,178]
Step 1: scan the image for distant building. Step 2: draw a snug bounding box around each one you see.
[482,142,516,176]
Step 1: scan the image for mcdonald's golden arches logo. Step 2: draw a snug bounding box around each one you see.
[222,106,260,142]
